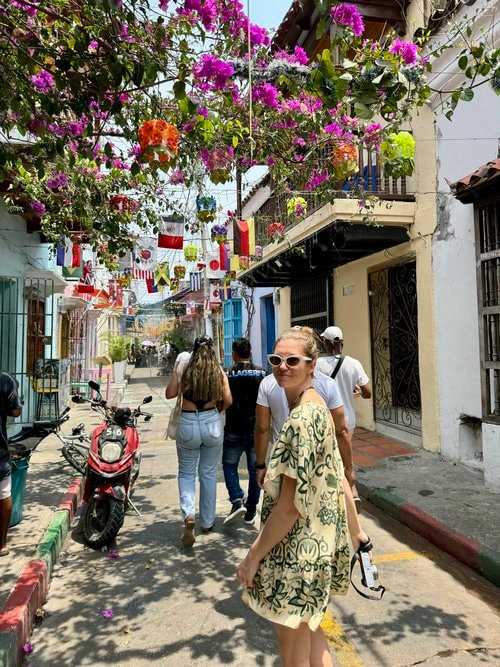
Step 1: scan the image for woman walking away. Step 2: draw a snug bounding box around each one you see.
[237,327,372,667]
[166,336,232,548]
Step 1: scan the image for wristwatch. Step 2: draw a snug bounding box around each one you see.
[255,462,267,469]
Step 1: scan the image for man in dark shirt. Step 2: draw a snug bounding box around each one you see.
[0,371,23,556]
[223,339,266,527]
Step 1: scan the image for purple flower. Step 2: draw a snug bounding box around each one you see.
[169,169,185,185]
[45,172,68,190]
[12,1,37,18]
[389,39,419,65]
[253,83,278,107]
[88,40,98,52]
[107,550,119,559]
[330,4,364,37]
[102,608,114,618]
[178,0,217,32]
[159,0,169,9]
[193,54,234,91]
[31,201,46,216]
[31,70,55,94]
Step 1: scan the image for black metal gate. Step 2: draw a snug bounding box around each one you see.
[290,274,332,333]
[369,262,421,435]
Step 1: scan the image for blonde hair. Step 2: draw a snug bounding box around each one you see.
[274,326,320,360]
[180,337,224,402]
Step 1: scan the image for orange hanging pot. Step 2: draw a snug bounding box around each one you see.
[138,120,179,167]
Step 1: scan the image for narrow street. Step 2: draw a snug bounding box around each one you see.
[28,369,500,667]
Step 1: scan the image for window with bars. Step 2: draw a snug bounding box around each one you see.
[477,200,500,422]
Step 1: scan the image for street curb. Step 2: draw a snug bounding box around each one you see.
[0,476,84,667]
[358,481,499,588]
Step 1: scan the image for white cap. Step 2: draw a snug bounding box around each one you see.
[321,326,343,342]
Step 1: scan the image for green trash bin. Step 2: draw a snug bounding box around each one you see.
[9,452,30,527]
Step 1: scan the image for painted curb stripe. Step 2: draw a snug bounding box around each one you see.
[479,547,500,588]
[321,609,363,667]
[0,477,84,666]
[399,503,482,572]
[0,559,48,665]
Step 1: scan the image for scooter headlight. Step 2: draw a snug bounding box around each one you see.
[100,441,122,463]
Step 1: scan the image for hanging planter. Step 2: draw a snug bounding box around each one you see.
[268,221,286,243]
[173,264,186,279]
[138,120,179,168]
[196,195,217,223]
[170,277,180,293]
[380,131,416,179]
[239,256,250,270]
[109,195,138,215]
[117,274,132,288]
[286,196,307,219]
[183,245,198,262]
[331,143,359,181]
[210,223,228,245]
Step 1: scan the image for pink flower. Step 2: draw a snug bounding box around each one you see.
[46,173,68,190]
[253,83,278,107]
[159,0,169,9]
[330,4,364,37]
[31,70,55,94]
[102,608,114,618]
[88,40,98,52]
[22,642,34,655]
[389,39,419,65]
[193,54,234,90]
[107,550,119,559]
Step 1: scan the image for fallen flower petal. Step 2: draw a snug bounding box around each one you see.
[102,608,114,618]
[107,550,119,559]
[22,642,34,654]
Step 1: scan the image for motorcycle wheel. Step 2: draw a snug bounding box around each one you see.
[61,445,87,476]
[83,494,125,549]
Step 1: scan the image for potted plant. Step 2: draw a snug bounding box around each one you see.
[107,335,130,383]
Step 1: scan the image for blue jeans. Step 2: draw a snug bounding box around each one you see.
[176,409,223,529]
[222,432,261,512]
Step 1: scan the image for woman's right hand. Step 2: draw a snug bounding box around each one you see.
[236,551,260,588]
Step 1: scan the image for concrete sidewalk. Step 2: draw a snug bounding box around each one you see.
[1,364,499,666]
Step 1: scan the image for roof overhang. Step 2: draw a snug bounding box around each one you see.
[25,270,67,296]
[58,295,88,311]
[449,159,500,204]
[238,200,415,287]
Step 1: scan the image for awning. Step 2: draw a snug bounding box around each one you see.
[25,270,67,295]
[58,295,88,311]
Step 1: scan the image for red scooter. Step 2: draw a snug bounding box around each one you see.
[71,380,153,549]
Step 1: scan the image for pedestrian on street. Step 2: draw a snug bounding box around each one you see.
[254,342,356,495]
[165,336,232,547]
[0,371,23,556]
[222,338,266,527]
[237,327,370,667]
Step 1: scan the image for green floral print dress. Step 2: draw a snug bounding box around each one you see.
[242,401,350,630]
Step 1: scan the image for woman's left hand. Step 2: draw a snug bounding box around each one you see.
[237,552,260,588]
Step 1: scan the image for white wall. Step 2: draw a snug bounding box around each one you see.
[433,81,500,467]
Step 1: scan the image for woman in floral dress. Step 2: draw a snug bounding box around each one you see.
[237,327,370,666]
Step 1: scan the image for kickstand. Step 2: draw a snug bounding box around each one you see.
[127,496,142,517]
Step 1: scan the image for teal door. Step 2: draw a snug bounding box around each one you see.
[223,298,242,367]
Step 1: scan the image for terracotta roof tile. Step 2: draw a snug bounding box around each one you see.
[448,158,500,196]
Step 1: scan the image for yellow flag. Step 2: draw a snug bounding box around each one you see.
[154,262,170,286]
[247,216,256,256]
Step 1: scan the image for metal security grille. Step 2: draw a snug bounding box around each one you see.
[0,275,59,425]
[477,199,500,422]
[290,275,332,333]
[369,262,421,435]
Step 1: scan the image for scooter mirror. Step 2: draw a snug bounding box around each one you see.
[143,396,153,404]
[88,380,100,392]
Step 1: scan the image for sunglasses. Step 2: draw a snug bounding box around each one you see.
[267,353,312,368]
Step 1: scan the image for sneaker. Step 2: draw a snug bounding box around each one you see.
[244,508,257,525]
[223,500,246,526]
[181,516,196,548]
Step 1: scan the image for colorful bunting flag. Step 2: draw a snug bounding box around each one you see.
[233,219,249,255]
[219,242,230,271]
[132,268,154,280]
[154,263,170,286]
[158,218,184,249]
[206,252,225,279]
[56,235,81,268]
[220,283,232,300]
[210,285,221,307]
[146,278,158,293]
[133,237,157,272]
[247,216,256,256]
[189,271,202,292]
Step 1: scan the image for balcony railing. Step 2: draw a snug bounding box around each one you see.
[252,144,415,247]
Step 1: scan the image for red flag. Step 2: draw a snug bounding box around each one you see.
[146,278,158,293]
[234,219,249,255]
[158,220,184,249]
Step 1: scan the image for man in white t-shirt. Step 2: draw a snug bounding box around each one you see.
[316,326,372,432]
[254,370,357,492]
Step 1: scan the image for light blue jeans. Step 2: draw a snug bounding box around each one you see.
[176,408,223,529]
